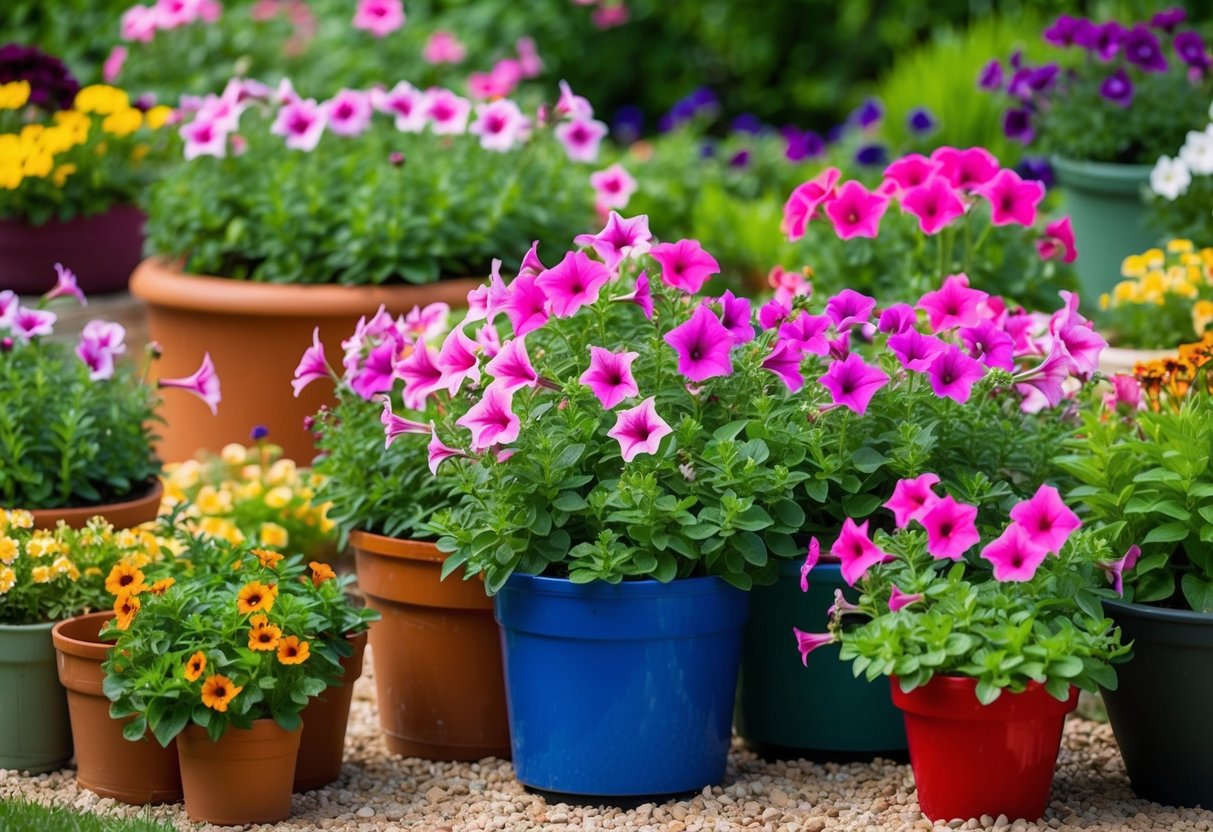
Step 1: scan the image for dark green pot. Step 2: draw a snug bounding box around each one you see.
[0,621,72,773]
[1102,599,1213,808]
[735,561,906,760]
[1052,157,1156,308]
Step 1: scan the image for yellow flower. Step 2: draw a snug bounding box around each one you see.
[74,84,130,116]
[258,522,288,549]
[0,566,15,594]
[83,566,103,578]
[241,464,262,481]
[1194,301,1213,337]
[113,592,139,630]
[145,105,173,130]
[0,537,19,564]
[0,80,31,110]
[1143,248,1165,269]
[1168,239,1194,254]
[0,163,22,191]
[115,529,140,550]
[220,443,247,466]
[51,163,76,187]
[264,486,293,509]
[277,636,310,665]
[267,459,296,485]
[199,516,244,544]
[31,566,52,584]
[237,580,275,615]
[1099,292,1110,311]
[22,150,54,179]
[50,556,78,580]
[196,485,232,515]
[1121,254,1146,278]
[184,651,206,682]
[200,674,242,712]
[102,108,142,137]
[253,547,284,568]
[8,511,32,530]
[105,562,147,596]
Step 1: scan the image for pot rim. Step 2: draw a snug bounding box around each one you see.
[1050,155,1154,176]
[501,572,742,598]
[0,619,59,633]
[27,478,163,530]
[349,530,443,562]
[1105,597,1213,624]
[51,611,116,660]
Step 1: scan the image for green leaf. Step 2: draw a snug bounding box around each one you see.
[733,531,767,566]
[152,705,190,748]
[552,492,588,512]
[122,715,147,742]
[1182,573,1213,613]
[1143,522,1190,544]
[850,446,889,474]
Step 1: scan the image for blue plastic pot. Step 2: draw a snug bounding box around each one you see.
[494,574,749,797]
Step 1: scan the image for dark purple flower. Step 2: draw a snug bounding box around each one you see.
[1077,21,1126,62]
[1009,49,1025,70]
[1002,108,1034,144]
[1151,7,1187,33]
[825,123,846,144]
[978,59,1004,91]
[1123,24,1168,73]
[1017,156,1054,189]
[1028,64,1060,92]
[1044,15,1085,47]
[251,425,270,441]
[731,113,763,134]
[699,142,716,159]
[0,43,79,110]
[687,86,719,113]
[1099,68,1134,107]
[907,107,936,135]
[783,127,824,162]
[612,105,644,144]
[854,143,888,167]
[728,149,750,168]
[1175,32,1211,71]
[851,97,883,128]
[1007,69,1036,99]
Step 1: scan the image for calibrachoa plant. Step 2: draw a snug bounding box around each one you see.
[1148,103,1213,245]
[0,511,166,624]
[1098,240,1213,349]
[146,77,598,284]
[794,479,1130,704]
[101,532,376,746]
[982,9,1213,164]
[0,47,175,223]
[1060,333,1213,612]
[0,268,219,510]
[781,147,1078,309]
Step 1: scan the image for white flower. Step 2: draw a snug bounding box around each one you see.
[1151,155,1192,201]
[1179,125,1213,175]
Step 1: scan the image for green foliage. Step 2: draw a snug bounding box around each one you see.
[0,798,175,832]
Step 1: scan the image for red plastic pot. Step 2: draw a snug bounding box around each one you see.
[0,205,145,296]
[890,675,1078,822]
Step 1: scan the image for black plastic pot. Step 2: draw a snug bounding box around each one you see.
[1102,599,1213,808]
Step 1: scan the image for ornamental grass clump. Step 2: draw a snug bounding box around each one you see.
[101,532,376,746]
[0,269,219,510]
[794,478,1130,704]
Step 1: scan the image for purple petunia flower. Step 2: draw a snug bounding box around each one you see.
[1044,14,1085,47]
[854,143,888,167]
[1002,108,1034,144]
[1016,156,1054,189]
[978,59,1004,91]
[851,97,883,128]
[1099,68,1134,107]
[783,127,825,162]
[907,107,936,135]
[729,149,750,168]
[1077,21,1126,62]
[731,113,763,134]
[1175,31,1211,72]
[1151,7,1187,33]
[1123,24,1169,73]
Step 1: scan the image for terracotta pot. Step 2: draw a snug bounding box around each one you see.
[129,257,482,463]
[177,719,301,825]
[0,620,71,773]
[351,531,510,760]
[0,205,145,296]
[1098,345,1173,377]
[27,480,163,532]
[52,611,182,804]
[294,629,367,792]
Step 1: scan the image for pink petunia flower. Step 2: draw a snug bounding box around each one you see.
[959,320,1015,371]
[45,263,86,306]
[322,89,373,137]
[580,346,639,408]
[799,537,820,592]
[884,473,941,529]
[476,323,502,358]
[75,320,126,381]
[180,118,227,160]
[536,251,611,318]
[469,99,528,152]
[716,291,754,343]
[919,495,980,560]
[980,522,1050,582]
[1048,292,1106,377]
[976,168,1045,227]
[554,80,594,120]
[827,588,863,618]
[501,274,550,337]
[291,326,329,397]
[888,584,924,612]
[590,163,637,211]
[769,266,812,305]
[882,153,942,192]
[573,212,652,271]
[614,270,654,320]
[901,175,967,235]
[353,0,405,37]
[762,340,805,392]
[823,180,889,240]
[401,302,450,342]
[780,312,830,355]
[427,423,466,474]
[518,241,547,278]
[380,397,430,448]
[1104,374,1142,412]
[1014,345,1071,412]
[350,339,398,400]
[395,342,445,409]
[11,307,56,340]
[423,30,466,64]
[158,352,221,415]
[927,345,987,404]
[271,98,326,151]
[782,167,840,241]
[833,517,892,586]
[793,628,837,665]
[480,336,538,392]
[664,304,735,382]
[818,353,888,415]
[758,299,791,331]
[876,303,916,335]
[651,239,720,294]
[120,5,158,42]
[1102,544,1141,595]
[103,46,128,84]
[457,382,521,450]
[1036,216,1078,264]
[1008,484,1081,554]
[608,396,672,461]
[422,88,472,135]
[917,274,988,332]
[825,289,877,330]
[592,1,630,28]
[887,330,947,373]
[370,82,427,132]
[555,117,609,163]
[437,325,482,395]
[516,37,543,77]
[930,146,1000,190]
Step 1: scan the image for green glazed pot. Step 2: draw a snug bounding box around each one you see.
[735,560,907,760]
[1102,599,1213,808]
[0,621,72,773]
[1051,157,1156,308]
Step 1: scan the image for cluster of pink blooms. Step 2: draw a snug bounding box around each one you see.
[176,77,606,161]
[782,146,1077,266]
[467,37,544,99]
[588,163,638,215]
[352,0,405,38]
[121,0,221,43]
[570,0,631,30]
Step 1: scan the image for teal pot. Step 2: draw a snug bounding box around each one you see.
[1102,599,1213,807]
[1051,157,1156,307]
[0,621,71,773]
[735,561,906,760]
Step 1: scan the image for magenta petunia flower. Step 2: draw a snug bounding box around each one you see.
[75,320,126,382]
[959,320,1015,372]
[370,81,426,132]
[614,270,654,320]
[103,45,127,83]
[11,307,56,340]
[502,274,549,337]
[1104,374,1142,412]
[180,117,227,160]
[402,301,450,342]
[930,146,1000,190]
[827,588,863,618]
[271,98,326,151]
[1015,345,1072,413]
[590,163,637,211]
[877,303,917,335]
[782,167,840,241]
[158,352,221,415]
[650,239,720,294]
[535,250,612,318]
[832,517,891,586]
[980,523,1050,582]
[0,290,16,329]
[422,88,472,135]
[779,312,830,355]
[291,326,329,397]
[888,585,924,612]
[423,30,466,64]
[469,99,529,152]
[395,342,445,410]
[919,495,980,561]
[437,325,482,395]
[427,423,466,474]
[887,330,946,373]
[818,353,888,415]
[882,153,942,192]
[120,4,157,42]
[901,175,966,235]
[322,89,373,136]
[1008,484,1081,554]
[884,473,941,529]
[927,345,987,404]
[607,396,672,462]
[793,628,837,665]
[917,273,988,332]
[516,36,543,77]
[351,339,398,400]
[761,340,804,392]
[476,323,501,358]
[664,303,735,382]
[457,382,521,451]
[353,0,405,37]
[485,336,541,392]
[1035,216,1078,264]
[976,168,1045,227]
[758,299,791,331]
[825,288,877,330]
[827,330,851,361]
[46,263,86,306]
[579,346,640,408]
[573,211,652,271]
[823,180,889,240]
[555,117,609,163]
[799,537,820,593]
[715,291,754,343]
[380,397,430,448]
[1102,545,1141,595]
[555,79,594,120]
[1050,309,1106,378]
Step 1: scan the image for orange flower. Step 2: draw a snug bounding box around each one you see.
[236,580,275,615]
[113,592,140,630]
[184,651,206,681]
[309,561,336,586]
[276,636,310,665]
[200,674,242,712]
[105,562,146,596]
[149,577,175,595]
[249,613,269,628]
[252,547,284,569]
[248,621,282,651]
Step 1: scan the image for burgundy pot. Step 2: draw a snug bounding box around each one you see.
[0,205,145,296]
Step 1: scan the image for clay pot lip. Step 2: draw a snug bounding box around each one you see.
[130,257,485,317]
[182,717,301,744]
[349,530,444,563]
[28,478,163,531]
[51,610,116,660]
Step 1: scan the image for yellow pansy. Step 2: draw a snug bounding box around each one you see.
[0,81,31,110]
[74,84,130,116]
[102,107,142,138]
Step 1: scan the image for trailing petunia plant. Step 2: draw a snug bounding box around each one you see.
[793,477,1130,704]
[101,531,377,746]
[0,268,220,510]
[1097,240,1213,350]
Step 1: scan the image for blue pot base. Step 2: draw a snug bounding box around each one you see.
[523,785,701,808]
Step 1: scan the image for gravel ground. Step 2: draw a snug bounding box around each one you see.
[4,648,1212,832]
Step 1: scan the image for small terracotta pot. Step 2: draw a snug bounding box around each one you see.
[52,611,182,804]
[177,719,301,825]
[130,257,482,463]
[351,531,511,760]
[27,480,163,532]
[0,205,145,296]
[294,630,367,792]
